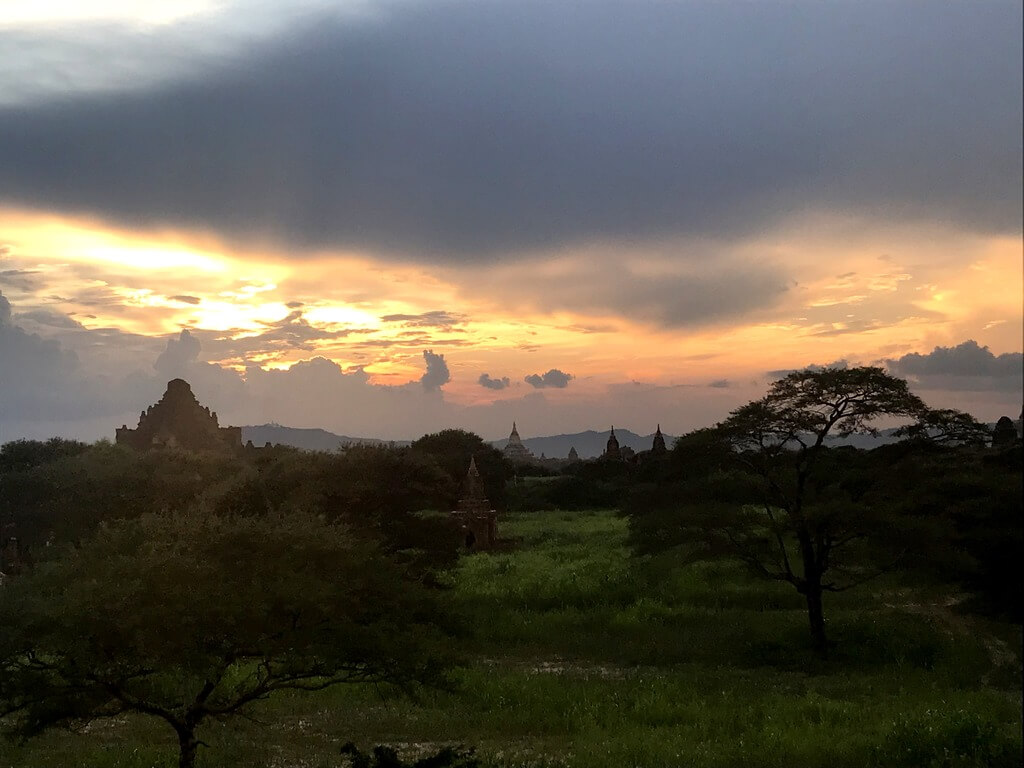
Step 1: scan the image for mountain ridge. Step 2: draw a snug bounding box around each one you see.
[241,422,1009,456]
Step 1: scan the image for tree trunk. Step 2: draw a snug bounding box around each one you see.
[177,727,199,768]
[804,579,828,657]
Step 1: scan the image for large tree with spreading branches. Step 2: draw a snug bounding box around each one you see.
[0,511,457,768]
[628,366,989,654]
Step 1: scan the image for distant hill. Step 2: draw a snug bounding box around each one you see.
[243,421,1009,456]
[492,428,673,460]
[241,424,408,452]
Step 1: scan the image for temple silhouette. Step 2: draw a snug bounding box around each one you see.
[502,422,534,462]
[116,379,242,452]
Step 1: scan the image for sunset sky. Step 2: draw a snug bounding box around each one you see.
[1,0,1021,442]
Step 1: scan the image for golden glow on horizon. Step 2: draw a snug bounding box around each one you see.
[304,306,381,329]
[1,206,1020,399]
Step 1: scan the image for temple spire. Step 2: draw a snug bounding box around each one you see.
[604,426,621,460]
[652,423,667,454]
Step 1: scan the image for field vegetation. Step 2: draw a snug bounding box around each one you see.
[1,508,1019,768]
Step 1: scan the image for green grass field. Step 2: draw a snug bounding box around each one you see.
[2,510,1021,767]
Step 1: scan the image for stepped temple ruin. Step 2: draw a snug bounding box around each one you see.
[116,379,242,452]
[451,457,498,549]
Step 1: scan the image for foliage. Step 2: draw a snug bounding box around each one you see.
[0,442,245,551]
[859,442,1023,619]
[0,512,458,768]
[0,510,1019,768]
[893,408,992,446]
[216,444,462,573]
[0,438,90,472]
[628,367,953,654]
[0,439,463,574]
[411,429,509,510]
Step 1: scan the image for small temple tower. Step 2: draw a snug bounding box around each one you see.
[503,422,534,462]
[451,457,498,549]
[651,424,667,455]
[603,426,622,460]
[567,446,579,461]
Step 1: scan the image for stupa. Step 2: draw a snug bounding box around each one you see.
[503,422,534,462]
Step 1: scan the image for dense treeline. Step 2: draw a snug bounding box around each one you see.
[0,430,507,768]
[0,430,511,570]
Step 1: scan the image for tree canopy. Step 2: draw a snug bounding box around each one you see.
[626,366,997,654]
[0,511,458,768]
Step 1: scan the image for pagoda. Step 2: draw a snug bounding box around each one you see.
[651,424,667,455]
[451,457,498,548]
[603,426,622,460]
[502,422,534,462]
[115,379,242,452]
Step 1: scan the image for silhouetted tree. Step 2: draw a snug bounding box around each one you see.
[0,442,245,553]
[215,444,461,573]
[0,438,90,472]
[0,512,457,768]
[411,429,509,510]
[859,440,1023,619]
[629,367,936,654]
[893,408,992,446]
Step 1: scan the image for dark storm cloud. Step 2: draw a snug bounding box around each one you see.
[886,340,1023,392]
[484,257,789,328]
[525,369,573,389]
[420,349,450,392]
[0,1,1019,259]
[478,373,510,390]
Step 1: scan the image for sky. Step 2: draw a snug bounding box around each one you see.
[0,0,1021,443]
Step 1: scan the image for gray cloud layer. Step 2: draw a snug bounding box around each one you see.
[419,349,450,391]
[478,373,510,390]
[154,329,201,378]
[887,341,1023,393]
[525,369,573,389]
[0,1,1019,260]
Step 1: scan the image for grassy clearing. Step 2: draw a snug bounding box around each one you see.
[1,510,1020,767]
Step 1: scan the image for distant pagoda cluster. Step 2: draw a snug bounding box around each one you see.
[503,422,669,464]
[116,379,242,453]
